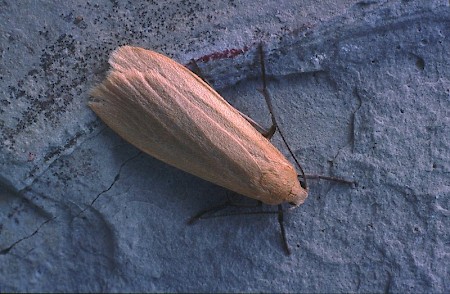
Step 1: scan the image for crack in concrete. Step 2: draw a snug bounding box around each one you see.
[330,86,363,163]
[0,151,141,256]
[69,151,143,221]
[350,87,363,152]
[0,217,56,255]
[89,151,142,207]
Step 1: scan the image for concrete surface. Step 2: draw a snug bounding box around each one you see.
[1,0,449,292]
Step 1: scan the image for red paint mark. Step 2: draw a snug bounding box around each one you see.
[195,46,250,63]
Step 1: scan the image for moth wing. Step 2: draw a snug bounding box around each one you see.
[90,46,306,205]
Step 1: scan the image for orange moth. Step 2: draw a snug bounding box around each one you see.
[89,45,308,206]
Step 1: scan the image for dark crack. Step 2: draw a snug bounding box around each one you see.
[322,87,362,188]
[66,151,143,223]
[384,271,393,294]
[330,86,362,163]
[0,151,141,256]
[0,217,55,255]
[350,87,363,152]
[89,151,142,206]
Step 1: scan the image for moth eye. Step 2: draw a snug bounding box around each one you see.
[289,202,297,206]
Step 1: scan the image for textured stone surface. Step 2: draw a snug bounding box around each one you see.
[1,0,449,292]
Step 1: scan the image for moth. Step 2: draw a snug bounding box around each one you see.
[90,46,308,207]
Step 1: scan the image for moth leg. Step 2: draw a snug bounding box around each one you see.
[236,111,276,139]
[188,193,292,255]
[188,199,266,224]
[187,190,260,223]
[256,44,278,140]
[258,44,355,188]
[305,174,355,185]
[187,200,232,225]
[257,43,308,188]
[187,58,206,81]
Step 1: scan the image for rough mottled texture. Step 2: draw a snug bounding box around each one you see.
[0,0,449,292]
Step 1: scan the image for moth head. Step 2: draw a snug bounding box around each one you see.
[286,179,308,208]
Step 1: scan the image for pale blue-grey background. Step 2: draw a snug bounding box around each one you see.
[1,0,449,292]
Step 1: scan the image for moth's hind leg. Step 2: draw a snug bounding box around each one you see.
[187,192,263,225]
[187,199,235,225]
[188,190,291,255]
[236,111,276,139]
[238,43,279,139]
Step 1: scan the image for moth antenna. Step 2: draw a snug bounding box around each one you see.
[258,43,308,190]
